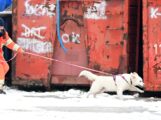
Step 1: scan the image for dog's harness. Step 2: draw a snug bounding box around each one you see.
[121,75,133,85]
[113,75,117,86]
[113,75,133,86]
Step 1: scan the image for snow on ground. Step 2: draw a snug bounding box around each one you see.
[0,87,161,120]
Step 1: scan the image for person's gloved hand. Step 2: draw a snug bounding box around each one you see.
[3,31,9,39]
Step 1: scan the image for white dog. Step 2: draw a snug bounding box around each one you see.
[79,70,144,98]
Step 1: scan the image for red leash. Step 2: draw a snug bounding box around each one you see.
[24,51,111,75]
[0,50,111,75]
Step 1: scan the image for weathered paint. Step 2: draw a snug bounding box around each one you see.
[51,1,89,85]
[84,0,129,74]
[12,0,56,87]
[51,0,130,85]
[143,0,161,91]
[12,0,141,87]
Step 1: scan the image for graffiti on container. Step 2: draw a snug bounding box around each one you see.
[17,37,53,54]
[19,24,52,53]
[21,24,46,40]
[62,32,80,44]
[154,43,161,55]
[84,1,107,19]
[24,0,56,17]
[150,7,161,19]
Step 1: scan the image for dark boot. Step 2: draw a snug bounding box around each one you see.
[0,89,6,94]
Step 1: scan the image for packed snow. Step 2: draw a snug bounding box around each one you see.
[0,87,161,120]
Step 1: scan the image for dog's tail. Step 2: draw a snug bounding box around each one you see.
[79,70,97,82]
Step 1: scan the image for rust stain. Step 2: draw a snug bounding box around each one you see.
[12,0,141,87]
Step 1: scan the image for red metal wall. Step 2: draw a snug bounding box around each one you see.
[12,0,141,87]
[51,1,89,85]
[51,0,130,85]
[12,0,56,87]
[143,0,161,91]
[85,0,129,73]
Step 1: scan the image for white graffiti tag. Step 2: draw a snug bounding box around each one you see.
[62,32,80,44]
[17,37,53,54]
[84,0,107,19]
[150,7,161,19]
[25,0,56,17]
[21,24,46,39]
[153,43,161,55]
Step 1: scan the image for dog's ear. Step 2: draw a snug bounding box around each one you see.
[133,72,138,75]
[130,72,137,79]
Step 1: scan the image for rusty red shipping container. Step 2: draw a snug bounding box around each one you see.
[143,0,161,91]
[11,0,141,88]
[12,0,56,88]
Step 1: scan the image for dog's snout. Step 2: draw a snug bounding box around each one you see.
[142,82,144,86]
[140,81,144,86]
[138,82,144,88]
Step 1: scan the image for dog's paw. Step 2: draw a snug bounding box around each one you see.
[139,90,144,93]
[116,95,124,100]
[133,93,139,98]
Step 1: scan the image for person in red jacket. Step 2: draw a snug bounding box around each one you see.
[0,17,24,94]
